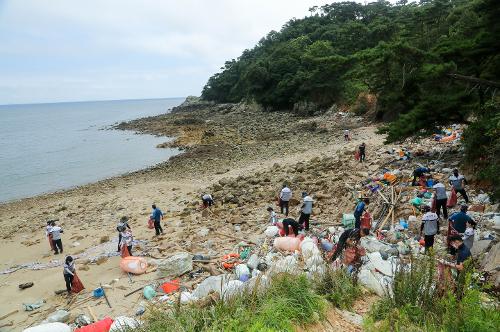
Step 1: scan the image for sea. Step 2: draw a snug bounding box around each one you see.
[0,97,185,203]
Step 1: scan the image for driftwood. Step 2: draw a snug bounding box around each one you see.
[0,310,18,321]
[87,305,97,322]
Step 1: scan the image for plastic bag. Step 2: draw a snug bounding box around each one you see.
[447,187,457,207]
[121,244,130,258]
[147,217,154,229]
[75,317,113,332]
[72,273,85,293]
[361,212,372,229]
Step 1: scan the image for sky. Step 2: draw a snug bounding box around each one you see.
[0,0,356,105]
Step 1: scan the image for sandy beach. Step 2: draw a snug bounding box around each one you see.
[0,101,382,330]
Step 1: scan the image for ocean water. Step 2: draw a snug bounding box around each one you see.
[0,98,184,203]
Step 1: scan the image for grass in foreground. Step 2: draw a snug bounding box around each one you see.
[314,267,362,309]
[129,273,326,332]
[365,255,500,332]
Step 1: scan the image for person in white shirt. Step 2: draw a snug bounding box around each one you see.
[201,193,214,208]
[344,129,350,141]
[420,206,439,251]
[462,219,475,250]
[432,180,448,219]
[279,184,292,216]
[298,192,314,231]
[449,169,469,203]
[46,221,55,251]
[267,207,277,225]
[49,221,64,255]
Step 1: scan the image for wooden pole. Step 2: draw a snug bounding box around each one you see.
[100,283,112,308]
[391,186,395,226]
[377,190,390,205]
[87,305,97,322]
[0,310,18,321]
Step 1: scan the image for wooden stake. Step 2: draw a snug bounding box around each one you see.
[377,190,390,205]
[0,310,18,321]
[391,186,395,226]
[0,322,13,328]
[100,283,112,308]
[87,305,97,322]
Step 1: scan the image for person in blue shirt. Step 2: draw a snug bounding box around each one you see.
[449,205,475,234]
[354,198,369,229]
[412,166,431,186]
[151,204,164,235]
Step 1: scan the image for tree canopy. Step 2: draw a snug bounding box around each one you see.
[201,0,499,137]
[201,0,499,197]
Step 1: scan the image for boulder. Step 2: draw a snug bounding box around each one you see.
[471,240,493,256]
[156,252,193,278]
[481,242,500,273]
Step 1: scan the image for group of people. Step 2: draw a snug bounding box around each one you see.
[45,203,169,296]
[50,163,476,295]
[267,184,314,236]
[268,166,476,278]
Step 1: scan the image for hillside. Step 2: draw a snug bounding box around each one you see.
[200,0,500,198]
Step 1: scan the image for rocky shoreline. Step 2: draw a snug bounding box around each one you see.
[1,99,497,330]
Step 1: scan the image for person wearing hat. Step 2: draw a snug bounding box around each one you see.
[116,216,132,252]
[449,169,469,203]
[420,205,439,251]
[298,192,314,231]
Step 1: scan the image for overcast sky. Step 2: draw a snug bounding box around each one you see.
[0,0,365,105]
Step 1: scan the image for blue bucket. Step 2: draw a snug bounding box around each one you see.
[93,287,104,298]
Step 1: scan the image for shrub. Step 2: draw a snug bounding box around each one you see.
[315,267,362,309]
[129,273,326,332]
[366,255,500,332]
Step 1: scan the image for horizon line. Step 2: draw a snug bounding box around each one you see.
[0,96,189,107]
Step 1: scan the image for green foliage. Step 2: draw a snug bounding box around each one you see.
[314,267,362,309]
[366,255,500,332]
[462,100,500,201]
[129,273,326,332]
[201,0,499,197]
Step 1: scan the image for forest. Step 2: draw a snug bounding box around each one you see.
[201,0,499,198]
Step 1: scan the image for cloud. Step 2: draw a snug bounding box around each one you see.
[0,0,348,104]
